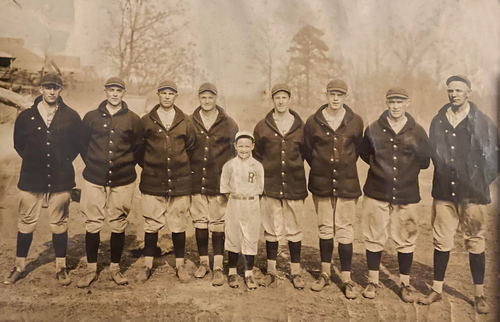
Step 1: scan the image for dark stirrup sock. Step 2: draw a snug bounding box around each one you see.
[244,255,255,271]
[288,241,301,263]
[195,228,209,257]
[52,232,68,258]
[172,232,186,259]
[144,232,158,257]
[110,232,125,264]
[469,252,485,284]
[397,252,413,276]
[366,250,382,271]
[228,251,239,269]
[320,238,334,264]
[266,241,279,261]
[338,243,353,272]
[16,232,33,258]
[212,232,225,256]
[433,249,450,281]
[85,231,100,263]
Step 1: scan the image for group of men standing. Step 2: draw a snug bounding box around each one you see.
[4,73,498,315]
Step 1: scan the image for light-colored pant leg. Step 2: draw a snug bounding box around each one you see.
[141,193,167,233]
[80,180,107,234]
[18,191,43,234]
[107,181,135,233]
[283,199,303,242]
[241,198,261,255]
[165,195,190,233]
[432,199,460,252]
[47,191,71,234]
[261,196,284,242]
[191,194,209,229]
[334,198,356,245]
[225,197,242,253]
[460,202,487,254]
[313,195,335,240]
[363,196,390,252]
[390,203,419,253]
[190,194,227,232]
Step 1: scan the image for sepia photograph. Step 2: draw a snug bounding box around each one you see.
[0,0,498,321]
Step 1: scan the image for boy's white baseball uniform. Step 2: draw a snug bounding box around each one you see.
[220,156,264,255]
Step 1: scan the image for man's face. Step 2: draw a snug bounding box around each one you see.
[326,91,347,111]
[272,91,291,114]
[39,84,61,105]
[105,86,125,107]
[157,89,178,109]
[447,81,471,108]
[234,137,254,160]
[386,98,409,121]
[199,91,217,112]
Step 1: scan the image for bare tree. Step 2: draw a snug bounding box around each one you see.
[103,0,198,94]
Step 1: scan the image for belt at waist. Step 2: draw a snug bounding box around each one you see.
[231,195,256,200]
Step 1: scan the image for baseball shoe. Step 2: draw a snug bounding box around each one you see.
[311,272,330,292]
[292,274,305,290]
[194,262,210,279]
[212,268,225,286]
[418,290,442,305]
[3,267,22,285]
[260,272,277,287]
[56,267,71,286]
[176,265,191,283]
[245,275,257,290]
[109,269,128,286]
[342,280,358,299]
[77,271,97,288]
[475,296,490,314]
[137,267,152,282]
[362,282,378,299]
[228,274,239,288]
[399,284,414,303]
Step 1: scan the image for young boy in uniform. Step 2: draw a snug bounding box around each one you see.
[190,83,238,286]
[220,131,264,289]
[78,77,143,287]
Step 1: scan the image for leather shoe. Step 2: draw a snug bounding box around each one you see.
[212,268,224,286]
[418,290,442,305]
[311,272,330,292]
[56,267,71,286]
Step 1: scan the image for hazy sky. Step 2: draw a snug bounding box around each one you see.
[1,0,499,96]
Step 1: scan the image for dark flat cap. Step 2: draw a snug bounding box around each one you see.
[446,75,471,88]
[40,73,63,87]
[386,87,409,99]
[271,83,291,97]
[105,77,125,89]
[326,79,348,93]
[198,82,218,95]
[158,80,178,93]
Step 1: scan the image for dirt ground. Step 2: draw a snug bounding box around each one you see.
[0,114,499,321]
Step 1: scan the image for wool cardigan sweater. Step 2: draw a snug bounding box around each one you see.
[14,95,82,192]
[190,105,238,195]
[360,111,430,204]
[253,109,307,200]
[429,102,500,204]
[303,104,364,198]
[139,104,196,196]
[81,100,143,187]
